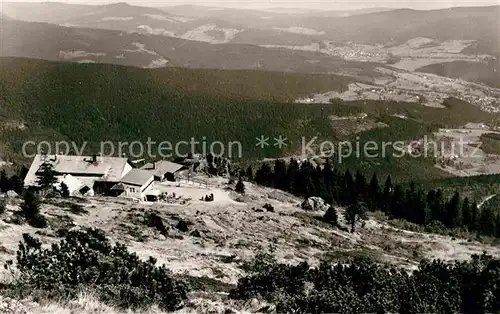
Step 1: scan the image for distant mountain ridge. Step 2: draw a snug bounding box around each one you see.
[293,5,499,55]
[0,13,11,20]
[0,17,382,76]
[2,2,497,56]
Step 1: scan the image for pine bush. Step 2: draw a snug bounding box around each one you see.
[3,228,189,311]
[230,253,500,313]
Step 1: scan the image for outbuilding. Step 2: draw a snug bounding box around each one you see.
[116,169,155,200]
[141,160,189,182]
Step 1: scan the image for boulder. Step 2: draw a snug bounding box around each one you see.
[6,190,18,198]
[301,197,329,212]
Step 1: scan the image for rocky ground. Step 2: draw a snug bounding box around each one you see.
[0,176,499,313]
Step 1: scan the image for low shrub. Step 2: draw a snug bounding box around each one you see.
[323,206,339,226]
[175,220,191,233]
[146,212,168,236]
[0,198,6,215]
[69,203,88,215]
[20,190,47,228]
[263,203,275,212]
[2,228,189,311]
[230,252,500,313]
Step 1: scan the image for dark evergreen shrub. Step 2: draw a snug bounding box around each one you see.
[3,228,189,311]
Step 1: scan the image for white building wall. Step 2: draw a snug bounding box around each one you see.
[123,177,154,200]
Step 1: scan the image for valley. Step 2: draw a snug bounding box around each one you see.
[297,66,500,112]
[0,2,500,313]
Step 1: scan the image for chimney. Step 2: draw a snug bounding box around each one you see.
[55,150,64,162]
[153,161,156,170]
[92,154,97,164]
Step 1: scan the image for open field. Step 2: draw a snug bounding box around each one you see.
[298,66,500,113]
[263,38,494,69]
[433,123,500,177]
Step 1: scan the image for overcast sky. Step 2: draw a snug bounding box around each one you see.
[1,0,499,10]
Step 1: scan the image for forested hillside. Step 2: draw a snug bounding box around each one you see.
[417,60,500,88]
[0,57,355,161]
[0,58,492,181]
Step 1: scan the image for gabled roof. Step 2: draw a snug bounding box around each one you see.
[111,183,126,191]
[52,156,110,176]
[120,169,154,186]
[24,154,132,187]
[141,160,186,177]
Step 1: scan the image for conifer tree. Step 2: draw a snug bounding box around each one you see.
[246,165,254,181]
[37,162,58,190]
[469,201,479,231]
[0,169,9,192]
[19,165,29,180]
[61,182,70,198]
[273,159,288,191]
[21,189,47,228]
[355,171,367,203]
[304,174,316,198]
[298,160,316,197]
[255,163,273,187]
[0,197,6,214]
[235,177,245,194]
[390,185,405,219]
[429,189,445,223]
[382,175,393,214]
[479,206,496,236]
[495,214,500,238]
[344,201,368,233]
[446,191,462,228]
[404,182,417,222]
[408,187,428,225]
[461,197,472,230]
[286,158,300,194]
[322,159,335,192]
[342,170,355,205]
[368,173,381,211]
[9,175,23,195]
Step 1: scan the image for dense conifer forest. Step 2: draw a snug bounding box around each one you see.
[249,158,500,238]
